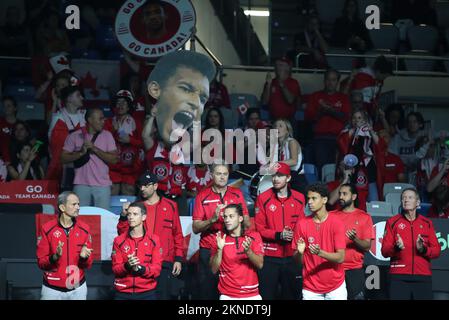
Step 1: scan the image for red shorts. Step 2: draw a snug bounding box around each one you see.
[110,170,137,186]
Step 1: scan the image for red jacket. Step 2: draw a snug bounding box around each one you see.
[350,67,384,118]
[111,231,163,293]
[36,218,93,291]
[255,188,305,258]
[117,197,184,263]
[381,214,441,276]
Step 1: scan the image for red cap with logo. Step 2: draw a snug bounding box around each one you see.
[274,162,291,176]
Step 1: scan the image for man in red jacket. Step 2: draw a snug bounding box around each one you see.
[305,69,350,178]
[192,162,250,300]
[381,188,441,300]
[37,191,94,300]
[255,162,305,300]
[112,202,163,300]
[117,171,184,299]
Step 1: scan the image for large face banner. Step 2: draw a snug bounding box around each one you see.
[115,0,196,59]
[146,50,217,147]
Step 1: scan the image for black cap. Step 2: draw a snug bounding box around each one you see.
[138,171,159,186]
[60,85,81,102]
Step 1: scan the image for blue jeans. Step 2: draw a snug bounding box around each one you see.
[73,185,111,210]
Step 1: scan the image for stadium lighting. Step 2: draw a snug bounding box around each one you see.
[244,10,270,17]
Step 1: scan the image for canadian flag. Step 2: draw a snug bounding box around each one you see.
[49,54,71,74]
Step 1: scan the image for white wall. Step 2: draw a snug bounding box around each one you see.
[191,0,242,65]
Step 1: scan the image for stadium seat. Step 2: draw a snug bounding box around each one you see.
[4,85,36,101]
[42,204,55,214]
[417,202,432,217]
[303,163,318,183]
[79,206,115,215]
[368,24,399,52]
[16,102,45,121]
[357,0,383,20]
[99,105,113,118]
[316,0,345,25]
[383,183,415,198]
[96,24,119,50]
[326,48,355,71]
[436,1,449,29]
[407,25,438,52]
[385,192,402,214]
[321,163,336,183]
[229,93,259,127]
[403,51,435,72]
[110,195,137,215]
[366,201,394,217]
[221,107,238,129]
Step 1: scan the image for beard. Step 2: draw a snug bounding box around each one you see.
[339,199,353,209]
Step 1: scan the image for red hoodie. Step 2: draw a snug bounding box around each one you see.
[381,214,441,276]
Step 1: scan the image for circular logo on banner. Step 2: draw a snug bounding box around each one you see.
[115,0,196,59]
[154,164,168,179]
[173,169,184,185]
[369,221,390,262]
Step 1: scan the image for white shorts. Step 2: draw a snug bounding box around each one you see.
[220,294,263,300]
[302,281,347,300]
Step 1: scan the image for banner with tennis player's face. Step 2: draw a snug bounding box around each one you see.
[115,0,196,59]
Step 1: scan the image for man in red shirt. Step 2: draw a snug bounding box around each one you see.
[192,162,250,300]
[117,171,184,299]
[210,204,264,300]
[255,162,305,300]
[292,183,347,300]
[334,183,374,300]
[381,188,441,300]
[305,69,350,178]
[261,57,301,120]
[37,191,93,300]
[112,202,163,300]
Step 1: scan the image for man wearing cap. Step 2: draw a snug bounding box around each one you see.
[117,171,184,299]
[47,85,86,184]
[261,57,301,121]
[192,162,251,300]
[255,162,305,300]
[305,68,351,179]
[105,90,143,196]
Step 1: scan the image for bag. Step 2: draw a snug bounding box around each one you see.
[73,132,100,169]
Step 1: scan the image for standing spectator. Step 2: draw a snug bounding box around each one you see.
[292,183,347,300]
[334,184,374,300]
[389,112,427,178]
[337,109,387,202]
[61,108,118,209]
[381,188,441,300]
[295,15,329,69]
[112,202,163,300]
[211,204,264,300]
[349,91,364,112]
[0,96,18,136]
[37,191,94,300]
[7,142,44,181]
[415,135,439,202]
[255,162,305,300]
[244,108,261,130]
[305,69,351,178]
[192,162,250,300]
[347,56,393,120]
[331,0,372,53]
[427,159,449,194]
[261,57,301,121]
[0,6,33,56]
[377,104,405,139]
[47,85,86,183]
[117,172,184,299]
[379,130,407,184]
[428,185,449,219]
[105,90,143,196]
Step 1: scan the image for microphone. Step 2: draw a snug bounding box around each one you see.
[343,154,359,168]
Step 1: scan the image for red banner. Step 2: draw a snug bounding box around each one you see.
[35,214,102,261]
[0,180,59,211]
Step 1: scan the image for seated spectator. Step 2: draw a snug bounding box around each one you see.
[389,112,427,179]
[105,90,143,196]
[34,10,71,55]
[305,69,351,178]
[350,91,364,112]
[6,142,44,181]
[392,0,438,27]
[244,108,261,130]
[337,109,387,202]
[261,57,301,121]
[186,163,213,198]
[377,104,405,138]
[331,0,372,53]
[0,96,18,136]
[205,74,231,110]
[7,120,35,163]
[344,56,393,120]
[428,185,449,219]
[61,108,118,210]
[0,6,33,56]
[294,15,329,69]
[378,130,407,184]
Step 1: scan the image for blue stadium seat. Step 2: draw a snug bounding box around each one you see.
[369,23,399,52]
[110,195,137,215]
[96,24,119,50]
[229,93,260,127]
[17,102,45,121]
[316,0,345,25]
[408,25,438,52]
[383,183,415,198]
[437,2,449,29]
[303,163,318,183]
[4,85,36,101]
[73,49,101,60]
[107,50,125,61]
[417,202,432,217]
[367,201,394,217]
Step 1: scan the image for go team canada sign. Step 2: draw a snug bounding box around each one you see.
[115,0,196,59]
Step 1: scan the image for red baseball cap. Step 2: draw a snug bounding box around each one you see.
[274,162,291,176]
[276,56,293,67]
